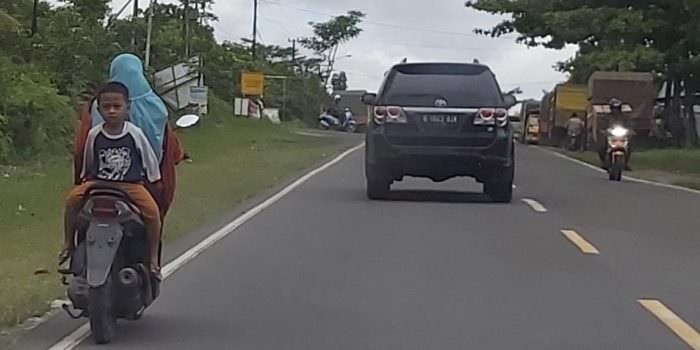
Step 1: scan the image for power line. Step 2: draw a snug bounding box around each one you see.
[260,16,293,38]
[265,0,515,40]
[210,21,240,40]
[269,2,300,35]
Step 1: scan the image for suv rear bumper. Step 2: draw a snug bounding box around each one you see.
[366,126,513,181]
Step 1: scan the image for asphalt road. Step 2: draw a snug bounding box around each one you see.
[11,143,700,349]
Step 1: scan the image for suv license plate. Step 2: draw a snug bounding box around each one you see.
[422,115,458,124]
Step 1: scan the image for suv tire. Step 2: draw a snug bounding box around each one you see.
[484,162,514,203]
[366,163,391,200]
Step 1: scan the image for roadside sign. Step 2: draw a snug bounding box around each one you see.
[189,86,208,105]
[241,72,264,96]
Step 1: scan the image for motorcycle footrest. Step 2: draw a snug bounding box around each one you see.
[62,303,86,320]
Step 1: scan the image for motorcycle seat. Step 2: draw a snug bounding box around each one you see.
[86,186,142,215]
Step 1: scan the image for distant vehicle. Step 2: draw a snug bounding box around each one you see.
[524,113,541,144]
[333,90,370,130]
[606,125,631,181]
[318,111,357,133]
[509,115,522,140]
[540,84,588,145]
[588,72,656,146]
[362,62,517,202]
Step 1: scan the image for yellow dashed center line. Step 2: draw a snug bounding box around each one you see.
[560,229,600,255]
[639,299,700,349]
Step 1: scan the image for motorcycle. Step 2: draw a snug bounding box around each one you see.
[318,112,357,133]
[59,115,199,344]
[566,129,581,151]
[606,125,630,181]
[343,111,358,133]
[319,112,339,130]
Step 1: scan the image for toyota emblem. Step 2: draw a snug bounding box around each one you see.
[434,98,448,107]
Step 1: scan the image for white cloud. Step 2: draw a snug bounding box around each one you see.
[47,0,578,99]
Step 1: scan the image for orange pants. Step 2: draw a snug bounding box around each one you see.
[64,181,162,265]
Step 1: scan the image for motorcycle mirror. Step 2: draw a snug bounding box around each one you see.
[503,94,518,108]
[176,114,200,129]
[362,93,377,105]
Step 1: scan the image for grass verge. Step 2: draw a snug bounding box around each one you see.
[0,102,351,329]
[562,148,700,190]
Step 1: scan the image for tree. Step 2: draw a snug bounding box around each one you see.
[331,71,347,91]
[299,10,365,81]
[465,0,700,145]
[0,0,336,164]
[0,10,20,32]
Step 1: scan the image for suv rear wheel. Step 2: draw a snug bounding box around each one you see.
[484,162,514,203]
[366,163,391,200]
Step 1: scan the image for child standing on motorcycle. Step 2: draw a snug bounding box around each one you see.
[61,82,163,278]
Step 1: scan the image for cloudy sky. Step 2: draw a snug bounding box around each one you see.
[51,0,578,99]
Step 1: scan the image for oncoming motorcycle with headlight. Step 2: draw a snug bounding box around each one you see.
[606,125,630,181]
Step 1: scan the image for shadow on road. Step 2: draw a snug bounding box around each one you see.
[386,190,494,204]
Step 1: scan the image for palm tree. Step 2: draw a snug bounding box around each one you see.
[0,10,19,32]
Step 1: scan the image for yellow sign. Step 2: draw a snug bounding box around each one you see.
[555,84,588,111]
[241,72,264,96]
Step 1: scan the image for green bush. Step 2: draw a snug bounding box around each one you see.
[0,58,74,163]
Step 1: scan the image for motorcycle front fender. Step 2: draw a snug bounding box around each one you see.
[85,222,124,288]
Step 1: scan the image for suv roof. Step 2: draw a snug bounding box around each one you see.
[391,62,491,73]
[377,62,505,108]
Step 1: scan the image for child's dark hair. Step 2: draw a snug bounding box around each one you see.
[97,81,130,103]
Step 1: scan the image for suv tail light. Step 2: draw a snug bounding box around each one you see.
[475,108,509,127]
[374,106,407,124]
[495,108,508,126]
[373,106,387,124]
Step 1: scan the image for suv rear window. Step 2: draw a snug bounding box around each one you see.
[378,64,504,108]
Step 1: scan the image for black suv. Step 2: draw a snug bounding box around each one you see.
[363,62,516,202]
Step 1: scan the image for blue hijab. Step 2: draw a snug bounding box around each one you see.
[92,54,168,160]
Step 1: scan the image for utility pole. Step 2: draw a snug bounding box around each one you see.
[199,0,205,26]
[30,0,38,37]
[252,0,258,60]
[131,0,139,50]
[144,0,155,68]
[184,0,191,58]
[289,38,296,65]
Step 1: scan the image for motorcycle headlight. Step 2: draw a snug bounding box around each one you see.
[610,126,629,137]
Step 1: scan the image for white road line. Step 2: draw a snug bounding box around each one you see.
[293,131,331,138]
[544,148,606,174]
[538,146,700,196]
[639,299,700,349]
[560,229,600,255]
[521,198,547,213]
[47,143,365,350]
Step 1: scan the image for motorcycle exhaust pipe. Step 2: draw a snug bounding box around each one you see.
[118,267,145,319]
[119,267,140,287]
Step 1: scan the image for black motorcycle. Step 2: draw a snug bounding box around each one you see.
[60,115,198,344]
[60,185,161,344]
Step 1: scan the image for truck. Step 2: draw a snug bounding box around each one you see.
[587,72,657,144]
[540,84,588,145]
[518,100,542,144]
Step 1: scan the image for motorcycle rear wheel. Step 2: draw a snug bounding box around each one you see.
[88,276,116,344]
[609,158,624,182]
